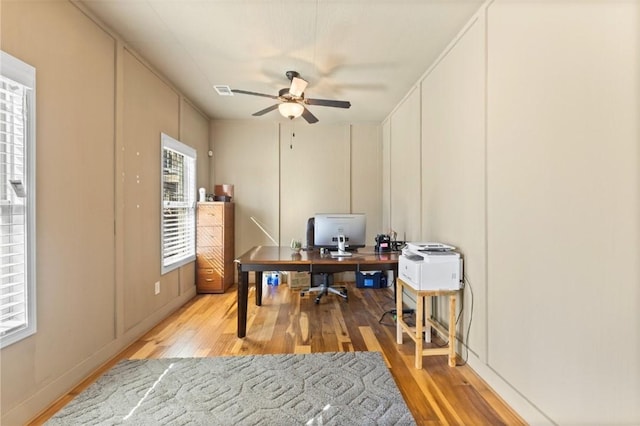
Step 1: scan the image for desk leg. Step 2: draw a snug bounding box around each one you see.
[255,271,263,306]
[391,265,398,299]
[449,294,457,367]
[396,280,403,344]
[237,265,248,338]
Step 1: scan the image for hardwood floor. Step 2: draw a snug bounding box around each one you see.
[31,281,526,425]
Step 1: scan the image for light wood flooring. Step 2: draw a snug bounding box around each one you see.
[32,281,526,425]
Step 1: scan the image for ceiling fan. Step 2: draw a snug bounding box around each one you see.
[231,71,351,124]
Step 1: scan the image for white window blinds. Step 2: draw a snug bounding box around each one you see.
[161,133,196,274]
[1,51,36,349]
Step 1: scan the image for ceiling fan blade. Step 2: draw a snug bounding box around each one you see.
[252,104,279,116]
[231,89,278,99]
[301,106,319,124]
[305,98,351,109]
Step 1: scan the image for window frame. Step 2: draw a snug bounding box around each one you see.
[0,51,37,349]
[160,133,196,274]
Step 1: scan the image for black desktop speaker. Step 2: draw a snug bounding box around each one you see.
[375,234,391,252]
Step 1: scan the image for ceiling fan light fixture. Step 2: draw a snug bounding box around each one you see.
[278,102,304,119]
[289,77,308,98]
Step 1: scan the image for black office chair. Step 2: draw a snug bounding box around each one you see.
[301,217,348,304]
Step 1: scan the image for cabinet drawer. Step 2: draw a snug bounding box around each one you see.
[197,268,223,293]
[197,227,223,247]
[196,250,223,270]
[197,204,223,226]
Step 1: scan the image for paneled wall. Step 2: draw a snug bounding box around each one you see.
[420,15,487,360]
[182,99,213,200]
[389,88,422,241]
[383,1,640,424]
[0,2,210,424]
[121,48,180,330]
[381,121,391,231]
[351,124,382,238]
[0,2,117,401]
[485,2,639,423]
[280,123,351,244]
[211,121,382,256]
[210,121,280,255]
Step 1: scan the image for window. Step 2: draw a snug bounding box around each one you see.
[1,51,36,349]
[161,133,196,274]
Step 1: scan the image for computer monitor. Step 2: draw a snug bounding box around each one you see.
[313,213,366,250]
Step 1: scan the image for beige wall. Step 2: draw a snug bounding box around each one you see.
[280,123,351,244]
[420,13,487,360]
[121,48,180,330]
[384,1,640,424]
[181,99,212,192]
[389,88,422,242]
[0,2,210,424]
[211,121,383,256]
[210,120,280,256]
[485,1,639,423]
[351,124,382,245]
[381,120,391,232]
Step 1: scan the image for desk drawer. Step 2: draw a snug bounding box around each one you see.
[196,250,223,270]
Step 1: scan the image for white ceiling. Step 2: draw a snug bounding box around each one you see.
[79,0,484,124]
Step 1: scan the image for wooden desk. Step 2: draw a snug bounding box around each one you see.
[235,246,399,338]
[396,277,459,368]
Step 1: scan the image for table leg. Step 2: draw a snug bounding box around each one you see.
[425,294,432,343]
[237,265,248,338]
[396,279,403,344]
[415,293,424,369]
[449,294,457,367]
[255,271,263,306]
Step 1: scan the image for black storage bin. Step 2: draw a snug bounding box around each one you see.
[356,271,387,289]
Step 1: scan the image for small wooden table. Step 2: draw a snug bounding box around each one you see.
[396,277,458,368]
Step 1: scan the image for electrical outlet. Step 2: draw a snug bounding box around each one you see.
[154,281,160,295]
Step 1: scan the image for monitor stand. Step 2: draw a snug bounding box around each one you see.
[329,250,352,258]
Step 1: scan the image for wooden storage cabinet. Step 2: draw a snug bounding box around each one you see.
[196,202,234,293]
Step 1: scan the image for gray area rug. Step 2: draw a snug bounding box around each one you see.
[46,351,415,425]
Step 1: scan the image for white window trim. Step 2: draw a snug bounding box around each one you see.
[160,133,196,274]
[0,51,36,349]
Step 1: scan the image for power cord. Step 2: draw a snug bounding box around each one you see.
[447,274,474,365]
[458,274,474,365]
[379,308,415,326]
[378,281,415,325]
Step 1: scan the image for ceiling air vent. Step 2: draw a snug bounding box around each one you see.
[214,85,233,96]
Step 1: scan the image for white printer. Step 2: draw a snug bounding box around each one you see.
[399,242,463,291]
